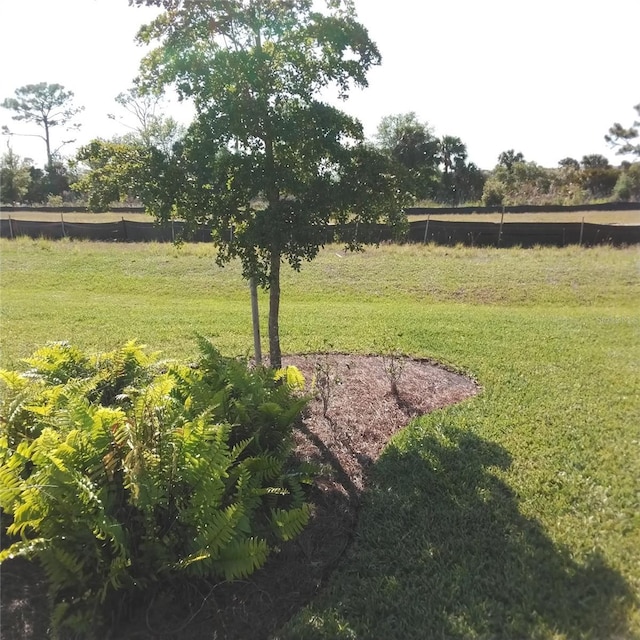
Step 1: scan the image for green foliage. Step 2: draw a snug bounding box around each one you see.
[74,139,170,212]
[612,162,640,201]
[375,112,441,200]
[481,177,505,206]
[0,144,32,203]
[110,84,186,155]
[0,340,312,638]
[497,149,525,171]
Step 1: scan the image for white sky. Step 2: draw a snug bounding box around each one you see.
[1,0,638,170]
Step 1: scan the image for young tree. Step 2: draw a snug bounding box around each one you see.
[1,83,84,168]
[605,102,640,157]
[122,0,408,367]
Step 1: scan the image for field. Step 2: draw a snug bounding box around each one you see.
[2,207,640,226]
[1,238,639,639]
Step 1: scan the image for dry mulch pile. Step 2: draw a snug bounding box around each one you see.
[1,354,478,640]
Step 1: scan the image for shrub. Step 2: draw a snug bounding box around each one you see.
[0,340,312,638]
[481,179,505,206]
[612,163,640,202]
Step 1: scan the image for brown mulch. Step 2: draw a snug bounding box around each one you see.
[0,354,478,640]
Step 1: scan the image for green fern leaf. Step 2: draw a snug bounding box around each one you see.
[214,537,269,580]
[271,504,311,541]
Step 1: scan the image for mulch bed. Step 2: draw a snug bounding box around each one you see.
[1,354,478,640]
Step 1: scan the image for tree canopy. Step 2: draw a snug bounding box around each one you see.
[605,102,640,157]
[375,112,440,199]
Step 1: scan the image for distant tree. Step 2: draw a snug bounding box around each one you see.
[375,113,440,199]
[558,157,580,171]
[452,160,485,204]
[24,165,47,204]
[437,136,472,205]
[498,149,525,172]
[0,144,32,203]
[439,136,467,176]
[108,85,185,154]
[605,103,640,157]
[580,154,610,169]
[74,139,164,211]
[579,157,619,199]
[1,83,84,168]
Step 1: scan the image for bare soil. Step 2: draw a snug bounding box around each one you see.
[1,354,478,640]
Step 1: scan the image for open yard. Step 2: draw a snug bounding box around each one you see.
[0,239,639,639]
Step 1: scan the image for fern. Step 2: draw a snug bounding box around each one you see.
[271,504,312,541]
[0,339,315,637]
[214,537,270,580]
[274,365,306,391]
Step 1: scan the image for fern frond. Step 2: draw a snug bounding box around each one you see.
[274,365,306,391]
[214,537,269,580]
[271,504,311,541]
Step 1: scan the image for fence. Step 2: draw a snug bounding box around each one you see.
[1,213,639,248]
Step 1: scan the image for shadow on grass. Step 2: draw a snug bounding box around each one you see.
[285,426,636,639]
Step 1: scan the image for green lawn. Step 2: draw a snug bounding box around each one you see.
[1,238,639,639]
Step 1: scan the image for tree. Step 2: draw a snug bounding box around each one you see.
[375,113,440,199]
[498,149,525,172]
[1,83,84,168]
[605,102,640,157]
[108,85,185,154]
[119,0,408,367]
[558,157,580,171]
[0,143,32,203]
[579,155,618,199]
[437,136,471,205]
[580,154,610,169]
[75,138,170,211]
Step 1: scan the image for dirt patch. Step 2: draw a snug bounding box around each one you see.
[1,354,478,640]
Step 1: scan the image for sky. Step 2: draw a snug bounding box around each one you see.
[1,0,638,170]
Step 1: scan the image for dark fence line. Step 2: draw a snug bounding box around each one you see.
[1,201,639,216]
[2,217,639,247]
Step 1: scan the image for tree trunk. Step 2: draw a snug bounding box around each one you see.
[268,249,282,368]
[249,277,262,366]
[44,119,52,169]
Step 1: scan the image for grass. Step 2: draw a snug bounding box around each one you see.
[0,211,155,223]
[408,209,640,225]
[1,238,639,639]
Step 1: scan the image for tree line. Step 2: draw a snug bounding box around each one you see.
[2,87,639,210]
